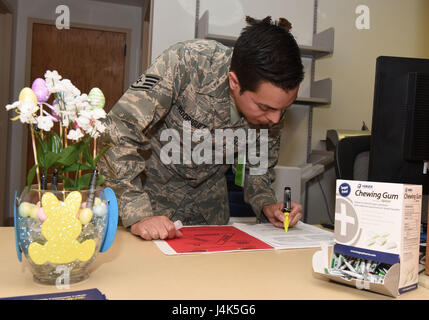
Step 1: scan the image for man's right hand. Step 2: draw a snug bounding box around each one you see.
[130,216,183,240]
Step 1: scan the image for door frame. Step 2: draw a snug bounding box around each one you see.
[21,18,132,190]
[141,0,153,72]
[0,1,13,225]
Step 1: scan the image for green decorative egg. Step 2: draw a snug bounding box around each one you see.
[88,87,105,109]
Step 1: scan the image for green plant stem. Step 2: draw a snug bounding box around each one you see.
[30,125,41,192]
[74,160,81,190]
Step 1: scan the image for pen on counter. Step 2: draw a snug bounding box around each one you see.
[283,187,291,232]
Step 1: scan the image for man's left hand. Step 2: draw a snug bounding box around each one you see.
[262,201,303,228]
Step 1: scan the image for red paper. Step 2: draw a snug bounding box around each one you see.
[165,226,273,253]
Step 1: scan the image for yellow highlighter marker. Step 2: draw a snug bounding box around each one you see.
[283,187,291,232]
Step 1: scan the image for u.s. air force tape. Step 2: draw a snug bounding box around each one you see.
[131,74,161,91]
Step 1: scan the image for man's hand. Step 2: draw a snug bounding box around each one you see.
[130,216,183,240]
[262,201,303,228]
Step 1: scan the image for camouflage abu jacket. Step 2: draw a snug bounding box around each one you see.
[98,39,285,228]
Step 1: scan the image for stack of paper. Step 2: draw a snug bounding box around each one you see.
[233,221,334,250]
[154,221,334,255]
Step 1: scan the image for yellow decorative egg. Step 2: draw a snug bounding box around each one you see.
[94,197,102,206]
[29,205,39,219]
[79,208,93,225]
[88,87,105,109]
[18,87,38,105]
[18,202,34,218]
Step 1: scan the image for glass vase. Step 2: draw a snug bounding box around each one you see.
[13,184,118,285]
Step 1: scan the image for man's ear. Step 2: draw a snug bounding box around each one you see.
[228,71,241,92]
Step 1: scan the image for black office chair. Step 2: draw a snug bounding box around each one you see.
[334,135,371,180]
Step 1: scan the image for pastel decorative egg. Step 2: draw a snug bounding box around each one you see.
[36,207,47,222]
[18,87,38,105]
[31,78,50,103]
[93,203,107,217]
[94,197,102,206]
[79,208,93,225]
[88,88,105,109]
[18,202,34,218]
[29,205,39,219]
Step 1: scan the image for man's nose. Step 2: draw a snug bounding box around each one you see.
[267,110,282,124]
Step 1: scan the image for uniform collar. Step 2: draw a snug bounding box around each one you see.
[229,94,242,125]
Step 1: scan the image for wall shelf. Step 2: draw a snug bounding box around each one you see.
[293,97,330,106]
[196,10,334,107]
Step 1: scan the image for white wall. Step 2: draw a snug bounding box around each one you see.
[200,0,314,45]
[151,0,195,61]
[6,0,143,221]
[313,0,429,149]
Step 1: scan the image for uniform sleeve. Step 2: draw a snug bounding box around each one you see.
[98,43,188,228]
[238,114,286,222]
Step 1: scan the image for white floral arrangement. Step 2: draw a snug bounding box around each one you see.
[5,70,110,191]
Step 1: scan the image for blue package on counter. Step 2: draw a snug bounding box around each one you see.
[0,288,107,300]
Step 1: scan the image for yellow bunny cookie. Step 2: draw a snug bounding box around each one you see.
[28,191,96,265]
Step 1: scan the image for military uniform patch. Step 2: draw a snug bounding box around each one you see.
[131,74,161,91]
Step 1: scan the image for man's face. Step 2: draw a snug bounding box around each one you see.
[229,72,299,126]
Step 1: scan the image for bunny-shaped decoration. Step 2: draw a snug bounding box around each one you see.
[28,191,96,265]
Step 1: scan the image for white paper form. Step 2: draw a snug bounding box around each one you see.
[233,221,334,250]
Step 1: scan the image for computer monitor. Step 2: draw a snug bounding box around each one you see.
[368,56,429,224]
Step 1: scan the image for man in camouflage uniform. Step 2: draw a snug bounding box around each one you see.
[99,16,304,240]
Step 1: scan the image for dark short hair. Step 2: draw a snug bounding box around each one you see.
[230,16,304,94]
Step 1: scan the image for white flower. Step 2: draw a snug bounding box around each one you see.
[69,95,90,112]
[95,121,106,135]
[67,128,84,141]
[75,116,93,136]
[61,79,81,97]
[89,108,107,120]
[36,115,54,132]
[19,101,39,124]
[58,93,91,127]
[5,100,39,124]
[76,109,107,138]
[20,111,37,124]
[74,94,91,112]
[19,101,39,114]
[5,101,20,111]
[62,116,70,127]
[44,70,63,93]
[86,109,105,122]
[44,70,62,81]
